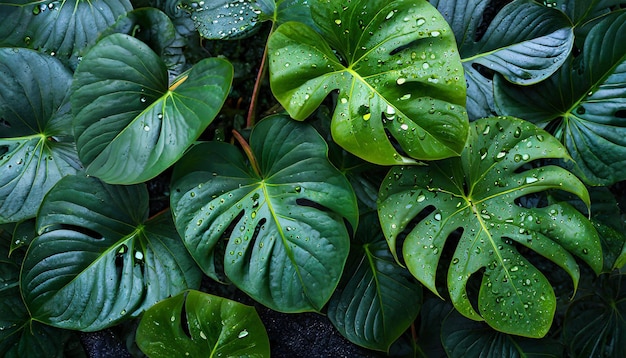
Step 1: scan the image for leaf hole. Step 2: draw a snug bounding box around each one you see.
[471,63,494,80]
[383,128,411,158]
[615,110,626,118]
[180,298,192,339]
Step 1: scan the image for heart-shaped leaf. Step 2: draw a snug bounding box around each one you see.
[441,309,563,357]
[71,33,233,184]
[0,0,132,69]
[328,214,422,352]
[378,116,602,337]
[136,290,270,358]
[21,175,202,331]
[268,0,469,165]
[431,0,573,120]
[0,48,82,224]
[495,10,626,185]
[171,115,358,312]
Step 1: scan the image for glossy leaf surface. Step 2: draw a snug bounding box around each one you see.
[378,116,602,337]
[0,48,81,223]
[136,290,269,357]
[171,115,358,312]
[0,0,132,68]
[431,0,573,119]
[269,0,468,165]
[71,33,232,184]
[495,10,626,185]
[21,175,201,331]
[328,215,422,352]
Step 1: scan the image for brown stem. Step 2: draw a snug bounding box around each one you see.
[246,23,275,128]
[232,129,261,176]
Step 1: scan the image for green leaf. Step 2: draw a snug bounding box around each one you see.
[328,214,422,352]
[171,115,358,312]
[431,0,573,120]
[494,10,626,185]
[136,290,270,358]
[441,309,563,358]
[0,0,132,69]
[0,48,82,224]
[563,273,626,358]
[71,33,233,184]
[378,116,602,338]
[268,0,469,165]
[550,0,626,26]
[21,175,202,331]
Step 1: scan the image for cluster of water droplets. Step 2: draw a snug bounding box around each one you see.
[180,0,262,40]
[32,1,60,15]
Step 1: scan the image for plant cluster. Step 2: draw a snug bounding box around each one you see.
[1,0,626,357]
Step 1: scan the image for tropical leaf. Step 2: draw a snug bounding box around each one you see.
[0,48,82,224]
[495,10,626,185]
[377,116,602,337]
[563,273,626,358]
[71,33,233,184]
[170,115,358,312]
[441,309,563,358]
[268,0,469,165]
[431,0,573,120]
[0,0,132,69]
[136,290,270,358]
[21,175,202,331]
[549,0,626,26]
[328,213,422,352]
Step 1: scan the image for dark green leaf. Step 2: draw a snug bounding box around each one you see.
[171,115,358,312]
[268,0,469,165]
[0,48,81,224]
[495,10,626,185]
[21,175,202,331]
[136,290,270,358]
[550,0,626,26]
[71,33,233,184]
[432,0,573,119]
[378,116,602,337]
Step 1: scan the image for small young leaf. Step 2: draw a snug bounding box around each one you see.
[171,115,358,312]
[71,33,233,184]
[21,175,202,331]
[378,116,602,338]
[136,290,270,358]
[268,0,469,165]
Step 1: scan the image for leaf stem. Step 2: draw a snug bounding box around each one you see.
[232,129,261,176]
[246,23,275,128]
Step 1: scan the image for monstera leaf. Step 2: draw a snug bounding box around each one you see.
[20,175,202,331]
[0,48,82,224]
[268,0,469,165]
[0,0,132,68]
[170,115,358,312]
[378,116,602,337]
[495,10,626,185]
[136,290,270,358]
[328,214,422,352]
[71,33,232,184]
[430,0,573,120]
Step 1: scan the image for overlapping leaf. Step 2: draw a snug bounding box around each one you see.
[378,116,602,337]
[550,0,626,26]
[0,0,132,68]
[21,175,202,331]
[495,10,626,185]
[71,33,233,184]
[136,290,270,357]
[431,0,573,119]
[170,115,358,312]
[0,48,82,224]
[268,0,469,165]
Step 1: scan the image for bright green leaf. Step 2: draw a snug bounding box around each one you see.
[268,0,468,165]
[431,0,573,119]
[378,116,602,337]
[495,10,626,185]
[21,175,202,331]
[71,33,233,184]
[328,214,422,352]
[0,0,132,69]
[136,290,269,358]
[171,115,358,312]
[0,48,82,224]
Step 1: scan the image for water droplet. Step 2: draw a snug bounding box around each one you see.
[452,258,459,264]
[140,96,147,103]
[238,329,249,338]
[340,97,348,104]
[396,77,406,85]
[32,5,41,14]
[416,18,426,26]
[134,251,143,261]
[417,194,426,202]
[335,19,342,25]
[434,213,442,221]
[422,62,430,69]
[525,177,538,184]
[510,266,519,272]
[120,310,126,315]
[385,10,395,19]
[200,331,207,340]
[143,125,150,131]
[430,30,441,37]
[576,106,585,115]
[363,113,371,121]
[399,93,411,100]
[400,123,409,130]
[157,113,163,119]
